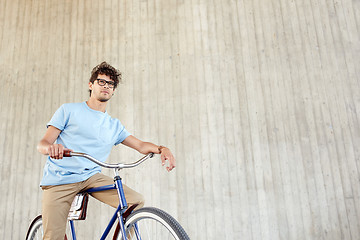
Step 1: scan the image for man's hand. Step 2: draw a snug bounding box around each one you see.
[47,144,71,159]
[160,147,176,172]
[37,126,72,159]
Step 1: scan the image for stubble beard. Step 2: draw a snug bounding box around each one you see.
[98,97,110,102]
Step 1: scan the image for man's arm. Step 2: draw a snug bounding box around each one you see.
[37,126,71,159]
[122,135,176,171]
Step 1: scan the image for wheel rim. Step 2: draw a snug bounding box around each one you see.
[27,219,43,240]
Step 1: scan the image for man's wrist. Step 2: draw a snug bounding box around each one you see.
[158,145,166,154]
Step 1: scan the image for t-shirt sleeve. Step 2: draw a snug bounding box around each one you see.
[47,104,68,131]
[115,124,131,145]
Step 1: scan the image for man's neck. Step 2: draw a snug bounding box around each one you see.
[86,98,107,113]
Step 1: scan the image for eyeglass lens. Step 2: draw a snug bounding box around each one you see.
[96,79,114,88]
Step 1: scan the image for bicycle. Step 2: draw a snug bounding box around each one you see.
[26,150,190,240]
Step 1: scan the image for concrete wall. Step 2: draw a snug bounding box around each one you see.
[0,0,359,239]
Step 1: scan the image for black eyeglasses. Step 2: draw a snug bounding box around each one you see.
[96,79,115,89]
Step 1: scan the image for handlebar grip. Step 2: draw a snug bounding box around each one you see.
[63,149,72,157]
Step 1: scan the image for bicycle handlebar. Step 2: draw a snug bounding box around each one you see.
[63,150,154,169]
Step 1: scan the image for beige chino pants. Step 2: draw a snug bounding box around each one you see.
[41,173,144,240]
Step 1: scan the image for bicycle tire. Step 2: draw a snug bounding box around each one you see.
[26,215,68,240]
[115,207,190,240]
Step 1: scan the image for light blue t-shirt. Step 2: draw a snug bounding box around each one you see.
[40,102,130,186]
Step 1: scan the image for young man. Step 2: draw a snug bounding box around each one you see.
[37,62,175,240]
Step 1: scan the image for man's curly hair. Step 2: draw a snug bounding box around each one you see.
[89,61,122,96]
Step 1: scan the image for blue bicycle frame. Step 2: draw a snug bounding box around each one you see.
[61,151,154,240]
[68,174,130,240]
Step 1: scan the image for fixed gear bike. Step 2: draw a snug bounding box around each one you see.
[26,151,190,240]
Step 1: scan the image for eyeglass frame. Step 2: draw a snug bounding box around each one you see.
[96,78,115,89]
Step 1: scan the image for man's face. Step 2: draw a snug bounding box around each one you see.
[89,74,115,102]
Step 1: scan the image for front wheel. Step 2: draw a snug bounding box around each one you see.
[117,207,190,240]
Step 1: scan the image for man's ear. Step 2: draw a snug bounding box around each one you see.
[88,81,93,91]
